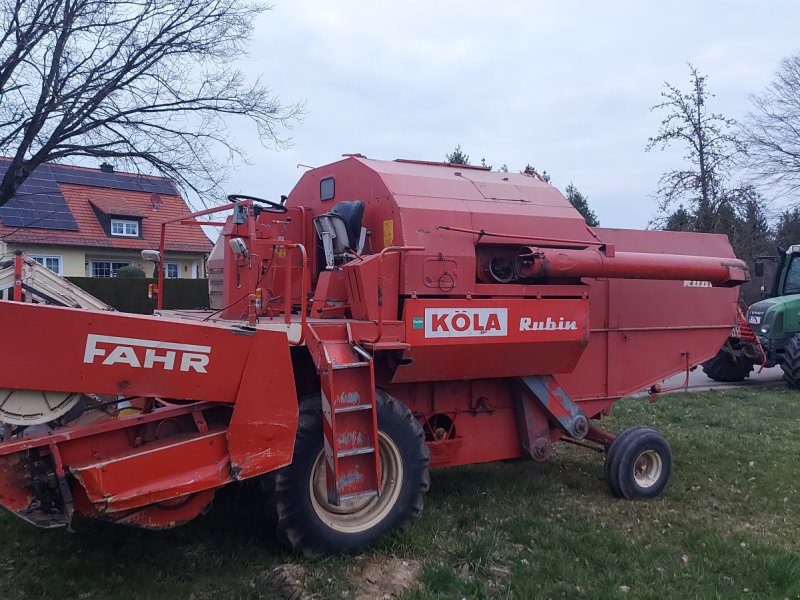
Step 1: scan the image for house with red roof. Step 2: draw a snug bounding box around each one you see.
[0,159,212,278]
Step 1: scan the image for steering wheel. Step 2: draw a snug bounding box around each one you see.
[227,194,288,214]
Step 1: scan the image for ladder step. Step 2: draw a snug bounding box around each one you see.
[361,341,410,351]
[337,446,375,458]
[332,361,371,370]
[334,403,374,414]
[339,490,379,503]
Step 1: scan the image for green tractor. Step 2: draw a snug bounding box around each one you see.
[703,244,800,388]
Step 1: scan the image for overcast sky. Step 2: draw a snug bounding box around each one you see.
[223,1,800,229]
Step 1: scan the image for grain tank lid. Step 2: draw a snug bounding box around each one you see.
[355,156,585,209]
[353,156,600,246]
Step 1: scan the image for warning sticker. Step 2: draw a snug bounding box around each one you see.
[383,219,394,246]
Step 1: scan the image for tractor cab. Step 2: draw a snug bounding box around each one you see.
[749,246,800,350]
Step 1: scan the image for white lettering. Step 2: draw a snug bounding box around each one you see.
[143,348,176,370]
[519,316,578,332]
[102,345,141,367]
[83,335,106,363]
[180,353,209,373]
[84,334,210,373]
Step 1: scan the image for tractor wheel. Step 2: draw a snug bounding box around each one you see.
[781,333,800,389]
[701,348,754,382]
[604,427,672,500]
[267,390,430,556]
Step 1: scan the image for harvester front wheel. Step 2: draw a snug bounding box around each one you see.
[781,333,800,389]
[267,390,430,555]
[604,427,672,500]
[701,346,754,382]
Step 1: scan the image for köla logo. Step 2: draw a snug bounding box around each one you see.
[84,334,211,373]
[424,308,508,338]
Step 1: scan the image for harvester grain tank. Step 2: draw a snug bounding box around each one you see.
[0,156,747,555]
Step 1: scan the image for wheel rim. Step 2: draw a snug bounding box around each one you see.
[308,432,403,533]
[633,449,663,488]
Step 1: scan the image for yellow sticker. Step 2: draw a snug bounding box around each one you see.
[276,248,287,259]
[383,219,394,247]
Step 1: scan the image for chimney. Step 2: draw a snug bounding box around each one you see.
[100,162,115,173]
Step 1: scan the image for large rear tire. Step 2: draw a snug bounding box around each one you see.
[781,333,800,389]
[701,346,754,382]
[267,390,430,556]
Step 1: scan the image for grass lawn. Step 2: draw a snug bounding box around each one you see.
[1,387,799,599]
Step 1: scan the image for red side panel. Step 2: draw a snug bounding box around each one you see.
[394,298,589,382]
[0,302,284,403]
[557,228,740,411]
[0,301,298,518]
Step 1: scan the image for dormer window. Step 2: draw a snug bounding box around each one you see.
[111,218,139,237]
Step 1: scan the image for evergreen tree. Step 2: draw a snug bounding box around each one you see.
[445,145,470,165]
[664,206,694,231]
[524,164,550,183]
[564,182,600,227]
[774,208,800,249]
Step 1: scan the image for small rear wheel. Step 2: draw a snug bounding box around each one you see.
[266,390,430,556]
[604,427,672,500]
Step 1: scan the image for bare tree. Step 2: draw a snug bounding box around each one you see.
[744,53,800,198]
[646,64,745,232]
[0,0,304,207]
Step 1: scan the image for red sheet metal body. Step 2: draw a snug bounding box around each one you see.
[0,302,297,525]
[276,157,743,470]
[0,155,746,532]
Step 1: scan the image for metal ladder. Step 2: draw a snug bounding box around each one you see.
[319,341,381,505]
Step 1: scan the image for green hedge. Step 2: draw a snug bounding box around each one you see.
[67,277,209,314]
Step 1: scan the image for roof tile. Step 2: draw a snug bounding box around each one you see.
[0,181,213,253]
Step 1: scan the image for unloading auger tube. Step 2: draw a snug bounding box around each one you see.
[515,246,748,287]
[0,154,749,556]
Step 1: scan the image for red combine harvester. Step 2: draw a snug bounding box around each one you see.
[0,156,747,555]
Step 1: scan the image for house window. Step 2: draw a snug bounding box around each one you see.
[110,219,139,237]
[164,262,179,279]
[90,260,132,278]
[30,255,62,275]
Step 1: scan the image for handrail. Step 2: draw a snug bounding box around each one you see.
[13,251,22,301]
[154,199,309,346]
[257,240,308,346]
[157,202,238,310]
[365,245,425,345]
[437,224,602,247]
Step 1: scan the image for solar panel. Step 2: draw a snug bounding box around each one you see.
[0,161,78,230]
[0,159,178,231]
[50,164,177,195]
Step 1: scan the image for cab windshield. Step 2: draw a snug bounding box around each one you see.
[784,255,800,295]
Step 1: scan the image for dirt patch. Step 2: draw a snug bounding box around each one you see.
[265,563,313,600]
[347,555,421,600]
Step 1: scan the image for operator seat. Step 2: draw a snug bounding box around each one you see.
[330,200,365,249]
[313,200,367,268]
